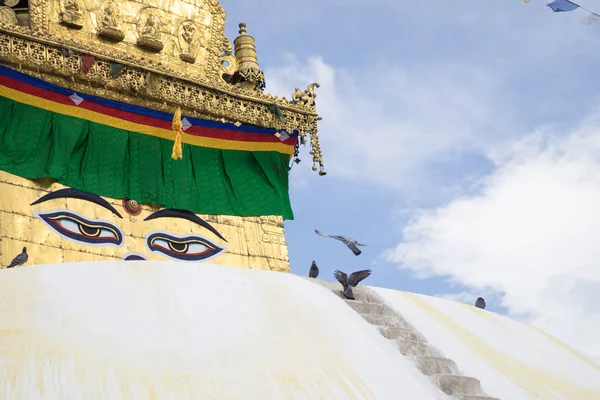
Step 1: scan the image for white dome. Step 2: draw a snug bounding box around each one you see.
[0,261,439,399]
[0,261,599,399]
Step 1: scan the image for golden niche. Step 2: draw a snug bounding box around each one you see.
[178,19,202,63]
[136,8,164,52]
[97,1,125,42]
[59,0,84,29]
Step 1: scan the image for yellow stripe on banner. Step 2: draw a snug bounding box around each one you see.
[0,86,294,156]
[403,293,600,399]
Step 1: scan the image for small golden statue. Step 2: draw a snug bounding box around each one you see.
[60,0,84,29]
[136,11,163,52]
[97,1,124,42]
[178,20,199,64]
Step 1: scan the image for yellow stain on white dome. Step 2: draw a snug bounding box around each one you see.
[374,287,600,400]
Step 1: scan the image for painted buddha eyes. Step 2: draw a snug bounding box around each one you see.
[31,190,228,262]
[34,210,123,247]
[145,231,226,261]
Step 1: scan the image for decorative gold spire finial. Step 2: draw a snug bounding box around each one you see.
[233,21,265,90]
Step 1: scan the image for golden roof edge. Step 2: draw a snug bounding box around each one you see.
[0,24,318,117]
[0,28,326,174]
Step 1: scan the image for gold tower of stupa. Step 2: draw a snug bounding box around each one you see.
[0,0,324,272]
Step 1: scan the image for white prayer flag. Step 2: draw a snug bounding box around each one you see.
[275,131,290,141]
[68,93,84,106]
[181,118,192,131]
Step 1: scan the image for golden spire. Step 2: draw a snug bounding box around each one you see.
[233,22,265,90]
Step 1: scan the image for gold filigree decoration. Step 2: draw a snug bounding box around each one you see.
[27,0,49,31]
[292,83,320,107]
[219,36,237,79]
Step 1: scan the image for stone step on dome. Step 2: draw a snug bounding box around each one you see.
[377,326,425,342]
[344,299,395,316]
[360,313,410,328]
[394,340,442,358]
[415,356,459,376]
[435,375,484,396]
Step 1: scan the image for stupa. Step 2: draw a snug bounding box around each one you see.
[1,2,599,399]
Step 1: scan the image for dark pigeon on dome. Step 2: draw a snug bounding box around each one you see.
[6,247,28,269]
[309,260,319,278]
[475,297,486,310]
[333,269,372,300]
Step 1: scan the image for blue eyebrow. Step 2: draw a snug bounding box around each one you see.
[31,188,123,219]
[144,209,227,242]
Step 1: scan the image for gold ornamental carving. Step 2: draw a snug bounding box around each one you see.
[292,83,320,107]
[97,1,124,42]
[59,0,84,29]
[26,0,49,31]
[260,217,286,246]
[219,37,238,77]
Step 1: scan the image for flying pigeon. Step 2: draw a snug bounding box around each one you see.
[315,229,366,256]
[6,247,28,269]
[475,297,486,310]
[334,269,372,300]
[309,260,319,278]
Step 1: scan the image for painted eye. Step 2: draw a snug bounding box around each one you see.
[145,231,226,261]
[34,210,123,247]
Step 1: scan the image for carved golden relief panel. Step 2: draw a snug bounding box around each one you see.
[42,0,224,79]
[0,171,290,272]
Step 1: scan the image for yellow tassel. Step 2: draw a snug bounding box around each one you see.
[171,107,184,160]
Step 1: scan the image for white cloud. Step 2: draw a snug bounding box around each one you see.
[264,56,510,193]
[385,107,600,356]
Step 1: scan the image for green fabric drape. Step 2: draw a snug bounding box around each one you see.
[0,97,294,219]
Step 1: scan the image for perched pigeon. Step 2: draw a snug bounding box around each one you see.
[309,260,319,278]
[7,247,28,269]
[333,269,372,300]
[475,297,486,310]
[315,229,367,256]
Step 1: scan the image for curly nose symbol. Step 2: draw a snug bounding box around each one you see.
[122,252,147,261]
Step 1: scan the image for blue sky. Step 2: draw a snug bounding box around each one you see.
[220,0,600,355]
